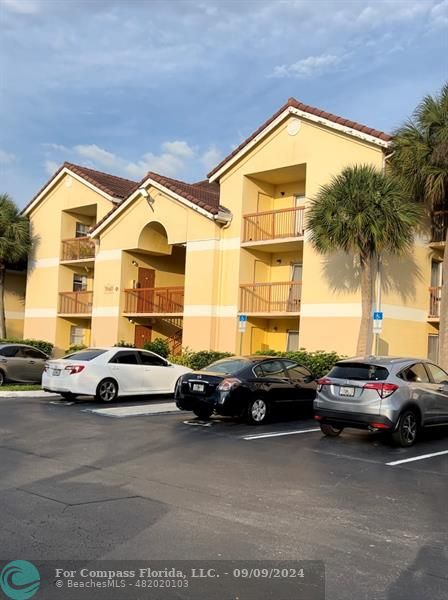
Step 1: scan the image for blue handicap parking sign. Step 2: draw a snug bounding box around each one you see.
[239,315,248,322]
[373,311,383,320]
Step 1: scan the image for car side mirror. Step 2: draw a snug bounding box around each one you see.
[304,375,315,383]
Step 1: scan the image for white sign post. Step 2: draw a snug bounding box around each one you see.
[238,315,247,355]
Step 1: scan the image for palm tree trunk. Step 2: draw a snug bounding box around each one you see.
[356,254,374,356]
[0,264,6,339]
[438,228,448,369]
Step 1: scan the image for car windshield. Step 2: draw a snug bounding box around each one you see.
[201,358,249,374]
[63,349,107,361]
[328,362,389,381]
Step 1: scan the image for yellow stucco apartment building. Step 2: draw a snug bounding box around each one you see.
[19,98,444,359]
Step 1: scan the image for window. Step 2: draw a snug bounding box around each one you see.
[426,363,448,385]
[0,345,19,357]
[254,360,286,379]
[287,331,299,352]
[283,360,312,380]
[138,351,167,366]
[399,363,430,384]
[70,326,84,346]
[109,351,139,365]
[201,358,249,374]
[64,349,106,361]
[75,222,89,238]
[328,362,389,381]
[73,274,88,292]
[19,347,47,360]
[427,334,439,363]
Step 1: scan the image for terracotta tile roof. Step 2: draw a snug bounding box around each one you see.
[90,171,224,235]
[147,172,221,214]
[207,97,392,179]
[22,162,138,215]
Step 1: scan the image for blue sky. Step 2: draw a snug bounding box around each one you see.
[0,0,447,207]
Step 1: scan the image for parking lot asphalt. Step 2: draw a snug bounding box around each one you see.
[0,395,447,600]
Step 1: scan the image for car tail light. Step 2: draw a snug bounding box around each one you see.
[64,365,85,375]
[314,415,323,421]
[369,422,391,430]
[363,382,399,398]
[218,378,241,391]
[317,377,331,392]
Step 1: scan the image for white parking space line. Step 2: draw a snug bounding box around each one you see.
[243,428,321,440]
[386,449,448,466]
[83,403,179,418]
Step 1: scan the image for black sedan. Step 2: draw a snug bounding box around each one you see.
[175,356,317,424]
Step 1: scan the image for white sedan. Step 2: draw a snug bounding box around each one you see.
[42,347,192,402]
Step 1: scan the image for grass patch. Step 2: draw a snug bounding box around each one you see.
[0,384,42,392]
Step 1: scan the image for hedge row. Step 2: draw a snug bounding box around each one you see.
[0,338,54,356]
[169,348,343,376]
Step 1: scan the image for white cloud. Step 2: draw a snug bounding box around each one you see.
[201,146,222,171]
[271,54,345,79]
[44,160,59,175]
[161,140,195,159]
[1,0,41,14]
[42,139,222,181]
[430,0,448,28]
[0,149,16,164]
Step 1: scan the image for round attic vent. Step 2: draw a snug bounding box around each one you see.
[287,118,301,136]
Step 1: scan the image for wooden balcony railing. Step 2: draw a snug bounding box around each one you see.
[61,237,95,261]
[431,211,448,244]
[59,291,93,315]
[429,286,442,318]
[240,281,302,313]
[124,287,185,314]
[243,207,305,243]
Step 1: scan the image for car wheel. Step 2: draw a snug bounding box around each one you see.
[0,370,4,386]
[96,379,118,403]
[60,392,76,401]
[193,407,213,420]
[320,423,344,437]
[246,398,269,425]
[391,409,419,447]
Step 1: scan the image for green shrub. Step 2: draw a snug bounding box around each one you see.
[65,344,87,355]
[144,337,170,358]
[169,349,234,370]
[114,340,136,348]
[255,348,344,377]
[0,337,54,356]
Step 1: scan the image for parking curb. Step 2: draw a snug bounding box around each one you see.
[0,390,61,398]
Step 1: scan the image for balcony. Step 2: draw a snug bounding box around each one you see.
[429,286,442,320]
[242,207,305,252]
[240,281,301,316]
[59,291,93,316]
[61,237,95,263]
[430,211,448,247]
[124,287,185,316]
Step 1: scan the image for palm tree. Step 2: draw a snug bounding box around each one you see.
[390,83,448,368]
[307,165,422,356]
[0,194,32,338]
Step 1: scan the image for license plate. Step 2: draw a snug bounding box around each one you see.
[192,383,205,393]
[52,369,61,376]
[340,386,355,397]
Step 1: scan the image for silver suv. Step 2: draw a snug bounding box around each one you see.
[314,357,448,447]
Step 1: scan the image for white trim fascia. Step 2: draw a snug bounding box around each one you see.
[183,305,238,317]
[5,311,25,320]
[22,167,115,216]
[24,308,58,318]
[90,176,218,238]
[209,107,391,182]
[92,306,120,317]
[28,257,59,269]
[186,238,241,252]
[95,249,122,262]
[301,303,426,322]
